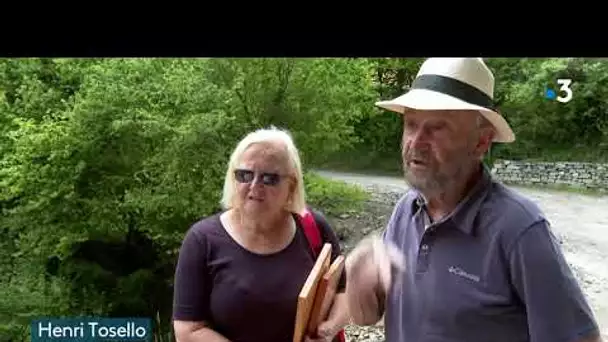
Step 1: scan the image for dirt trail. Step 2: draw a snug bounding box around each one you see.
[316,169,608,338]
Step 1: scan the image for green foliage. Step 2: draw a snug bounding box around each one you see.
[203,58,377,165]
[0,259,72,341]
[304,171,369,216]
[0,58,375,340]
[485,58,608,161]
[327,57,608,174]
[351,58,424,156]
[1,57,607,340]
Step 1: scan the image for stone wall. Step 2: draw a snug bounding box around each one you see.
[491,160,608,193]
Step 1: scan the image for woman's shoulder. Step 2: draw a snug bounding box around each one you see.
[301,206,345,257]
[184,211,226,243]
[307,207,329,224]
[302,206,335,236]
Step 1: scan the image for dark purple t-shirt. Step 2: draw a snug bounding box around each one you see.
[172,209,346,342]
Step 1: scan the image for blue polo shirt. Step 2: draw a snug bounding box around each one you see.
[383,165,599,342]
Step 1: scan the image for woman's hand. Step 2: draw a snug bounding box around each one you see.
[304,292,349,342]
[304,320,340,342]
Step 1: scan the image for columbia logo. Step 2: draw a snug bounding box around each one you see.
[448,266,480,282]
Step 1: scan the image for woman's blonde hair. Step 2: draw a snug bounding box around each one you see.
[220,126,307,214]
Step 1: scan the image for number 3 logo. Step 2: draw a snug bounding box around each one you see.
[556,79,573,103]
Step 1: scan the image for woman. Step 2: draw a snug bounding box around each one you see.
[172,126,349,342]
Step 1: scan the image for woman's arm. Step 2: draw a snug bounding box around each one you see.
[174,321,231,342]
[173,225,222,341]
[323,293,350,333]
[305,293,349,342]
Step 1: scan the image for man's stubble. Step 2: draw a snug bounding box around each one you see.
[402,139,478,197]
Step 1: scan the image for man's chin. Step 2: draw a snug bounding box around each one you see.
[404,172,441,193]
[404,170,426,186]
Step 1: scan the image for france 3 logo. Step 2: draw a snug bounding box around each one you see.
[545,79,573,103]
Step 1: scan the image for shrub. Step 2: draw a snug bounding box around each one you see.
[0,57,377,338]
[304,171,369,216]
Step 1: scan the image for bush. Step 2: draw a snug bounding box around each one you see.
[304,171,369,216]
[0,57,377,339]
[0,262,72,341]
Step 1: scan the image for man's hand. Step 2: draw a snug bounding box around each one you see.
[345,233,405,325]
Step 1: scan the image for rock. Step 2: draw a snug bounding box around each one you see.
[492,160,608,192]
[345,324,385,342]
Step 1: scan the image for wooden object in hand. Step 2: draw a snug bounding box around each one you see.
[293,243,332,342]
[306,255,345,337]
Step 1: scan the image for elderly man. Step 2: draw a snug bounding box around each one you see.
[345,58,603,342]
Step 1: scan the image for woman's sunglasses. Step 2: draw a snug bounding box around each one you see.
[234,169,287,186]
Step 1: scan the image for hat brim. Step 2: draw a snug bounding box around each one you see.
[375,88,515,143]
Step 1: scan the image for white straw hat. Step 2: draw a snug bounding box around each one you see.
[375,58,515,143]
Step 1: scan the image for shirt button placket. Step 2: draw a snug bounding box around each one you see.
[417,237,432,274]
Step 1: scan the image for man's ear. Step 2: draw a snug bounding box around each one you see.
[475,127,495,157]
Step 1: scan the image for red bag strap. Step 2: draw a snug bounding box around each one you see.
[300,208,322,256]
[337,330,346,342]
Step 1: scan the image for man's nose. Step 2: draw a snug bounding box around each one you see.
[405,127,429,149]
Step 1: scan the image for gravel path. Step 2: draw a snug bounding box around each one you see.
[316,169,608,341]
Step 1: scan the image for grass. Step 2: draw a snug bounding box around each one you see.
[304,171,370,216]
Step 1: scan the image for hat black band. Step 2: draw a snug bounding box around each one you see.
[411,74,496,111]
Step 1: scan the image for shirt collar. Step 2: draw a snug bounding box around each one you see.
[411,163,493,235]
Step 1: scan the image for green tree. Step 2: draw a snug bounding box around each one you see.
[0,57,374,339]
[488,58,608,161]
[204,58,377,164]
